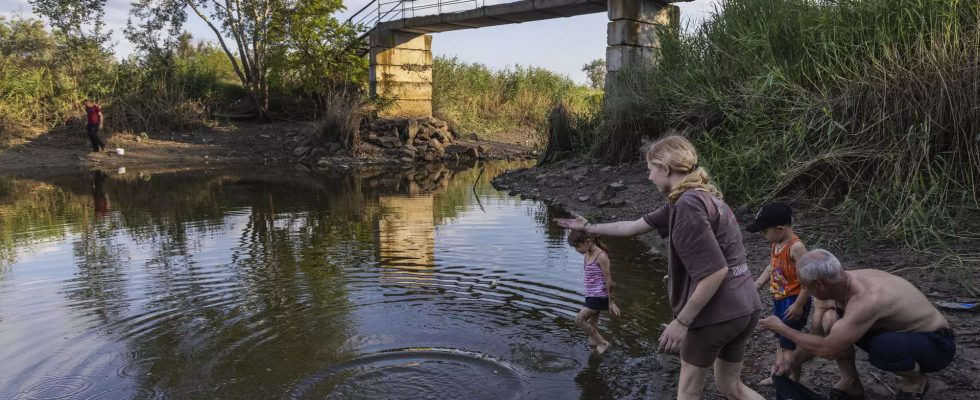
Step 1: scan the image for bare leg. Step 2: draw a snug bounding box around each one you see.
[590,313,611,355]
[894,364,928,394]
[714,358,766,400]
[575,308,607,353]
[787,346,802,382]
[823,308,864,396]
[677,360,711,400]
[587,313,600,346]
[758,345,780,386]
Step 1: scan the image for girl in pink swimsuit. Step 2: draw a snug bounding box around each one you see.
[568,230,621,355]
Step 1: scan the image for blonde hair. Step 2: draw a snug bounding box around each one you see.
[644,135,723,203]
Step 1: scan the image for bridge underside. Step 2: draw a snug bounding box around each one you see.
[369,0,680,117]
[377,0,613,34]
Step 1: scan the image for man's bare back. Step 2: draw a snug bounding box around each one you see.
[838,269,948,334]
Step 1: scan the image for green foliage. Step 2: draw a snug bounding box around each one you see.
[581,59,605,90]
[267,0,367,116]
[0,17,240,139]
[576,0,980,290]
[432,56,600,145]
[126,0,362,119]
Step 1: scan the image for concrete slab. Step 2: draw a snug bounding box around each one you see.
[606,45,656,72]
[371,64,432,83]
[610,1,675,24]
[374,82,433,100]
[380,99,432,118]
[369,31,431,50]
[607,20,660,47]
[371,48,433,66]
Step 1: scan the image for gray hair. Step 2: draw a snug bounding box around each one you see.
[798,249,844,283]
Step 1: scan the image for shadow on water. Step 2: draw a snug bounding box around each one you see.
[0,160,674,399]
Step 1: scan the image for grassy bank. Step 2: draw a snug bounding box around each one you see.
[569,0,980,291]
[0,18,244,141]
[432,57,601,145]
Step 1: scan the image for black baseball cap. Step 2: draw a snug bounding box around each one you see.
[746,203,793,233]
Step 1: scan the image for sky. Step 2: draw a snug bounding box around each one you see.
[1,0,721,84]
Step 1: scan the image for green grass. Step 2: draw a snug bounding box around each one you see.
[0,17,245,141]
[432,56,601,145]
[575,0,980,292]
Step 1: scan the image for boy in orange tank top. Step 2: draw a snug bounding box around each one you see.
[748,203,811,385]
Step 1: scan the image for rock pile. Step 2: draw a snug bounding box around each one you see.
[361,117,485,162]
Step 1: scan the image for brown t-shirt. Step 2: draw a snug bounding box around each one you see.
[644,189,761,328]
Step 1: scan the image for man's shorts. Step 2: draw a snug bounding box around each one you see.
[773,295,812,350]
[836,308,956,373]
[681,311,760,368]
[856,329,956,373]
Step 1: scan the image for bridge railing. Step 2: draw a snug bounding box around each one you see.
[346,0,490,39]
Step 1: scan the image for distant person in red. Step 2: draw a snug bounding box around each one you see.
[93,170,110,215]
[83,99,105,152]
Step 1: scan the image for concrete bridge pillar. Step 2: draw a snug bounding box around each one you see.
[605,0,679,91]
[369,30,434,117]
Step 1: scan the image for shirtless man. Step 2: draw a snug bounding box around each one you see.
[759,249,955,399]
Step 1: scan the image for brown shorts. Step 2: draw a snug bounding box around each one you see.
[681,311,760,368]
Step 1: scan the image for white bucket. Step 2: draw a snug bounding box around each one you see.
[115,148,125,155]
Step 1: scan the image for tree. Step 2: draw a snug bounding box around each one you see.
[28,0,110,44]
[267,0,366,106]
[127,0,282,119]
[127,0,357,120]
[582,58,606,90]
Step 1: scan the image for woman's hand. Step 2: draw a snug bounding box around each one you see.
[553,213,588,231]
[658,319,689,353]
[609,301,622,317]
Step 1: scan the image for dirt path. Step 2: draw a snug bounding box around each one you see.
[0,121,533,172]
[492,159,980,400]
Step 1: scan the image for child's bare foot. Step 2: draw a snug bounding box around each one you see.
[758,377,774,386]
[595,341,611,355]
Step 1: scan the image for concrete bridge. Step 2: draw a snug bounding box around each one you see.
[348,0,685,117]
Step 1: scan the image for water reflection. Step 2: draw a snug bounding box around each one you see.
[379,195,436,269]
[0,161,672,399]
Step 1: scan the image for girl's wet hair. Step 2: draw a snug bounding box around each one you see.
[644,134,723,203]
[567,229,609,252]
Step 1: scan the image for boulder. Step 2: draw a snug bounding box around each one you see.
[590,185,617,205]
[398,148,417,159]
[399,119,420,143]
[428,138,444,153]
[418,126,435,141]
[609,182,626,191]
[292,146,310,157]
[378,136,402,149]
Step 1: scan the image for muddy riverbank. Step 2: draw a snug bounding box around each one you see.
[0,120,534,172]
[492,158,980,399]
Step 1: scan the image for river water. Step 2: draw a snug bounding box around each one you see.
[0,162,673,399]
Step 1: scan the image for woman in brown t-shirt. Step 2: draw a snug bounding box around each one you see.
[556,135,764,400]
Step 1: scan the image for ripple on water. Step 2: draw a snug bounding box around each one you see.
[286,348,524,400]
[509,344,580,373]
[12,377,93,400]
